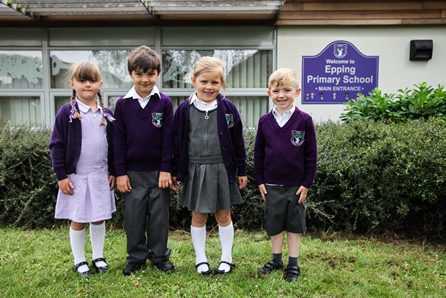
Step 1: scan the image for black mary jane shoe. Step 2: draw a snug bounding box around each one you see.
[92,257,109,274]
[214,261,235,275]
[72,261,93,276]
[195,262,212,277]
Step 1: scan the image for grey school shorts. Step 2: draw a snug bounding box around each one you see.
[265,185,307,236]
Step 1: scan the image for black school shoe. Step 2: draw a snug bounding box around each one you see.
[154,259,175,272]
[92,257,109,274]
[72,261,93,277]
[257,259,283,275]
[122,262,144,276]
[195,262,212,277]
[214,261,235,275]
[285,265,300,282]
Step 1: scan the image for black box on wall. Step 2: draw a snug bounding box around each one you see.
[410,40,433,61]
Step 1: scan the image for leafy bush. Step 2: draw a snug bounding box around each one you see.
[0,122,57,228]
[341,83,446,123]
[310,119,446,238]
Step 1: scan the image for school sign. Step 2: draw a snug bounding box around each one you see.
[302,40,379,104]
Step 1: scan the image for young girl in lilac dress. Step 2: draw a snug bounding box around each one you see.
[49,61,116,276]
[172,56,248,276]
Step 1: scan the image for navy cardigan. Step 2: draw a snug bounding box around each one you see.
[48,103,115,181]
[172,94,247,183]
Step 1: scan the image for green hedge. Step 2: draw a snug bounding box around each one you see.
[1,120,445,239]
[310,118,446,237]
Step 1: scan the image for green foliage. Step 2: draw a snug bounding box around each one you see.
[341,83,446,123]
[232,129,266,230]
[311,119,446,237]
[0,122,57,228]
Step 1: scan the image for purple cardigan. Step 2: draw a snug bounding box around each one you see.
[48,103,115,181]
[172,94,247,183]
[113,92,174,177]
[254,107,317,188]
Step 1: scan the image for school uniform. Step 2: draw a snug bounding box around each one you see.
[113,86,174,266]
[49,100,116,222]
[172,94,247,185]
[178,97,243,213]
[254,106,317,236]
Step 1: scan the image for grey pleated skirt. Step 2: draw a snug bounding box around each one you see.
[180,105,242,213]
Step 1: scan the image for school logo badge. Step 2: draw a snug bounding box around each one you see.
[152,113,163,128]
[334,43,347,59]
[225,113,234,128]
[291,130,305,146]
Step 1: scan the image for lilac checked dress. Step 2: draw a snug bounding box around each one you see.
[54,107,116,222]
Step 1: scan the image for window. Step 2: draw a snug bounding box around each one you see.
[0,51,43,89]
[0,96,41,125]
[162,50,272,89]
[50,50,132,89]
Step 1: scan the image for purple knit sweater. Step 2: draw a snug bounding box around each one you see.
[254,107,317,188]
[113,92,174,176]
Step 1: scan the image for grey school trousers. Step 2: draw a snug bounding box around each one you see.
[123,170,171,265]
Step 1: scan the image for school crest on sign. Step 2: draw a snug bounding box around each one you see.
[225,113,234,128]
[334,43,348,59]
[291,130,305,146]
[152,113,163,128]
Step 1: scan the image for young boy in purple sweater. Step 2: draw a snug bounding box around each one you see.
[254,68,317,282]
[114,45,175,275]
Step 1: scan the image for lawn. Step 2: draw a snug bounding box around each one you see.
[1,228,445,297]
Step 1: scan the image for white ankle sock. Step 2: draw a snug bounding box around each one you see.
[70,227,89,273]
[191,225,209,273]
[90,222,106,267]
[218,221,234,272]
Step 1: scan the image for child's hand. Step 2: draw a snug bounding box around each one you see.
[158,171,171,189]
[171,176,180,191]
[117,175,132,193]
[109,175,116,190]
[258,184,267,202]
[58,178,74,195]
[238,176,248,190]
[296,186,309,204]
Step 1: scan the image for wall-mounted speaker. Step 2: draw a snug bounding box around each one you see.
[410,40,433,61]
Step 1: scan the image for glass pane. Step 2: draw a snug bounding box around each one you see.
[0,96,41,126]
[230,96,269,128]
[107,96,119,114]
[50,50,132,89]
[162,50,272,89]
[170,96,268,128]
[0,51,43,89]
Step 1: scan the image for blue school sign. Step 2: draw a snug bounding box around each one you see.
[302,40,379,104]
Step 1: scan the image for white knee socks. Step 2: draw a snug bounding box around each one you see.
[90,222,106,267]
[191,225,208,273]
[70,227,89,273]
[217,221,234,272]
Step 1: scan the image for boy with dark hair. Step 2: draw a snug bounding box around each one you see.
[254,68,317,282]
[114,45,175,275]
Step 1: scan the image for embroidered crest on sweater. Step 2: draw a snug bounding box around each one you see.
[291,130,305,146]
[152,113,163,128]
[225,114,234,128]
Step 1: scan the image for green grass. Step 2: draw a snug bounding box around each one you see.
[1,228,445,297]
